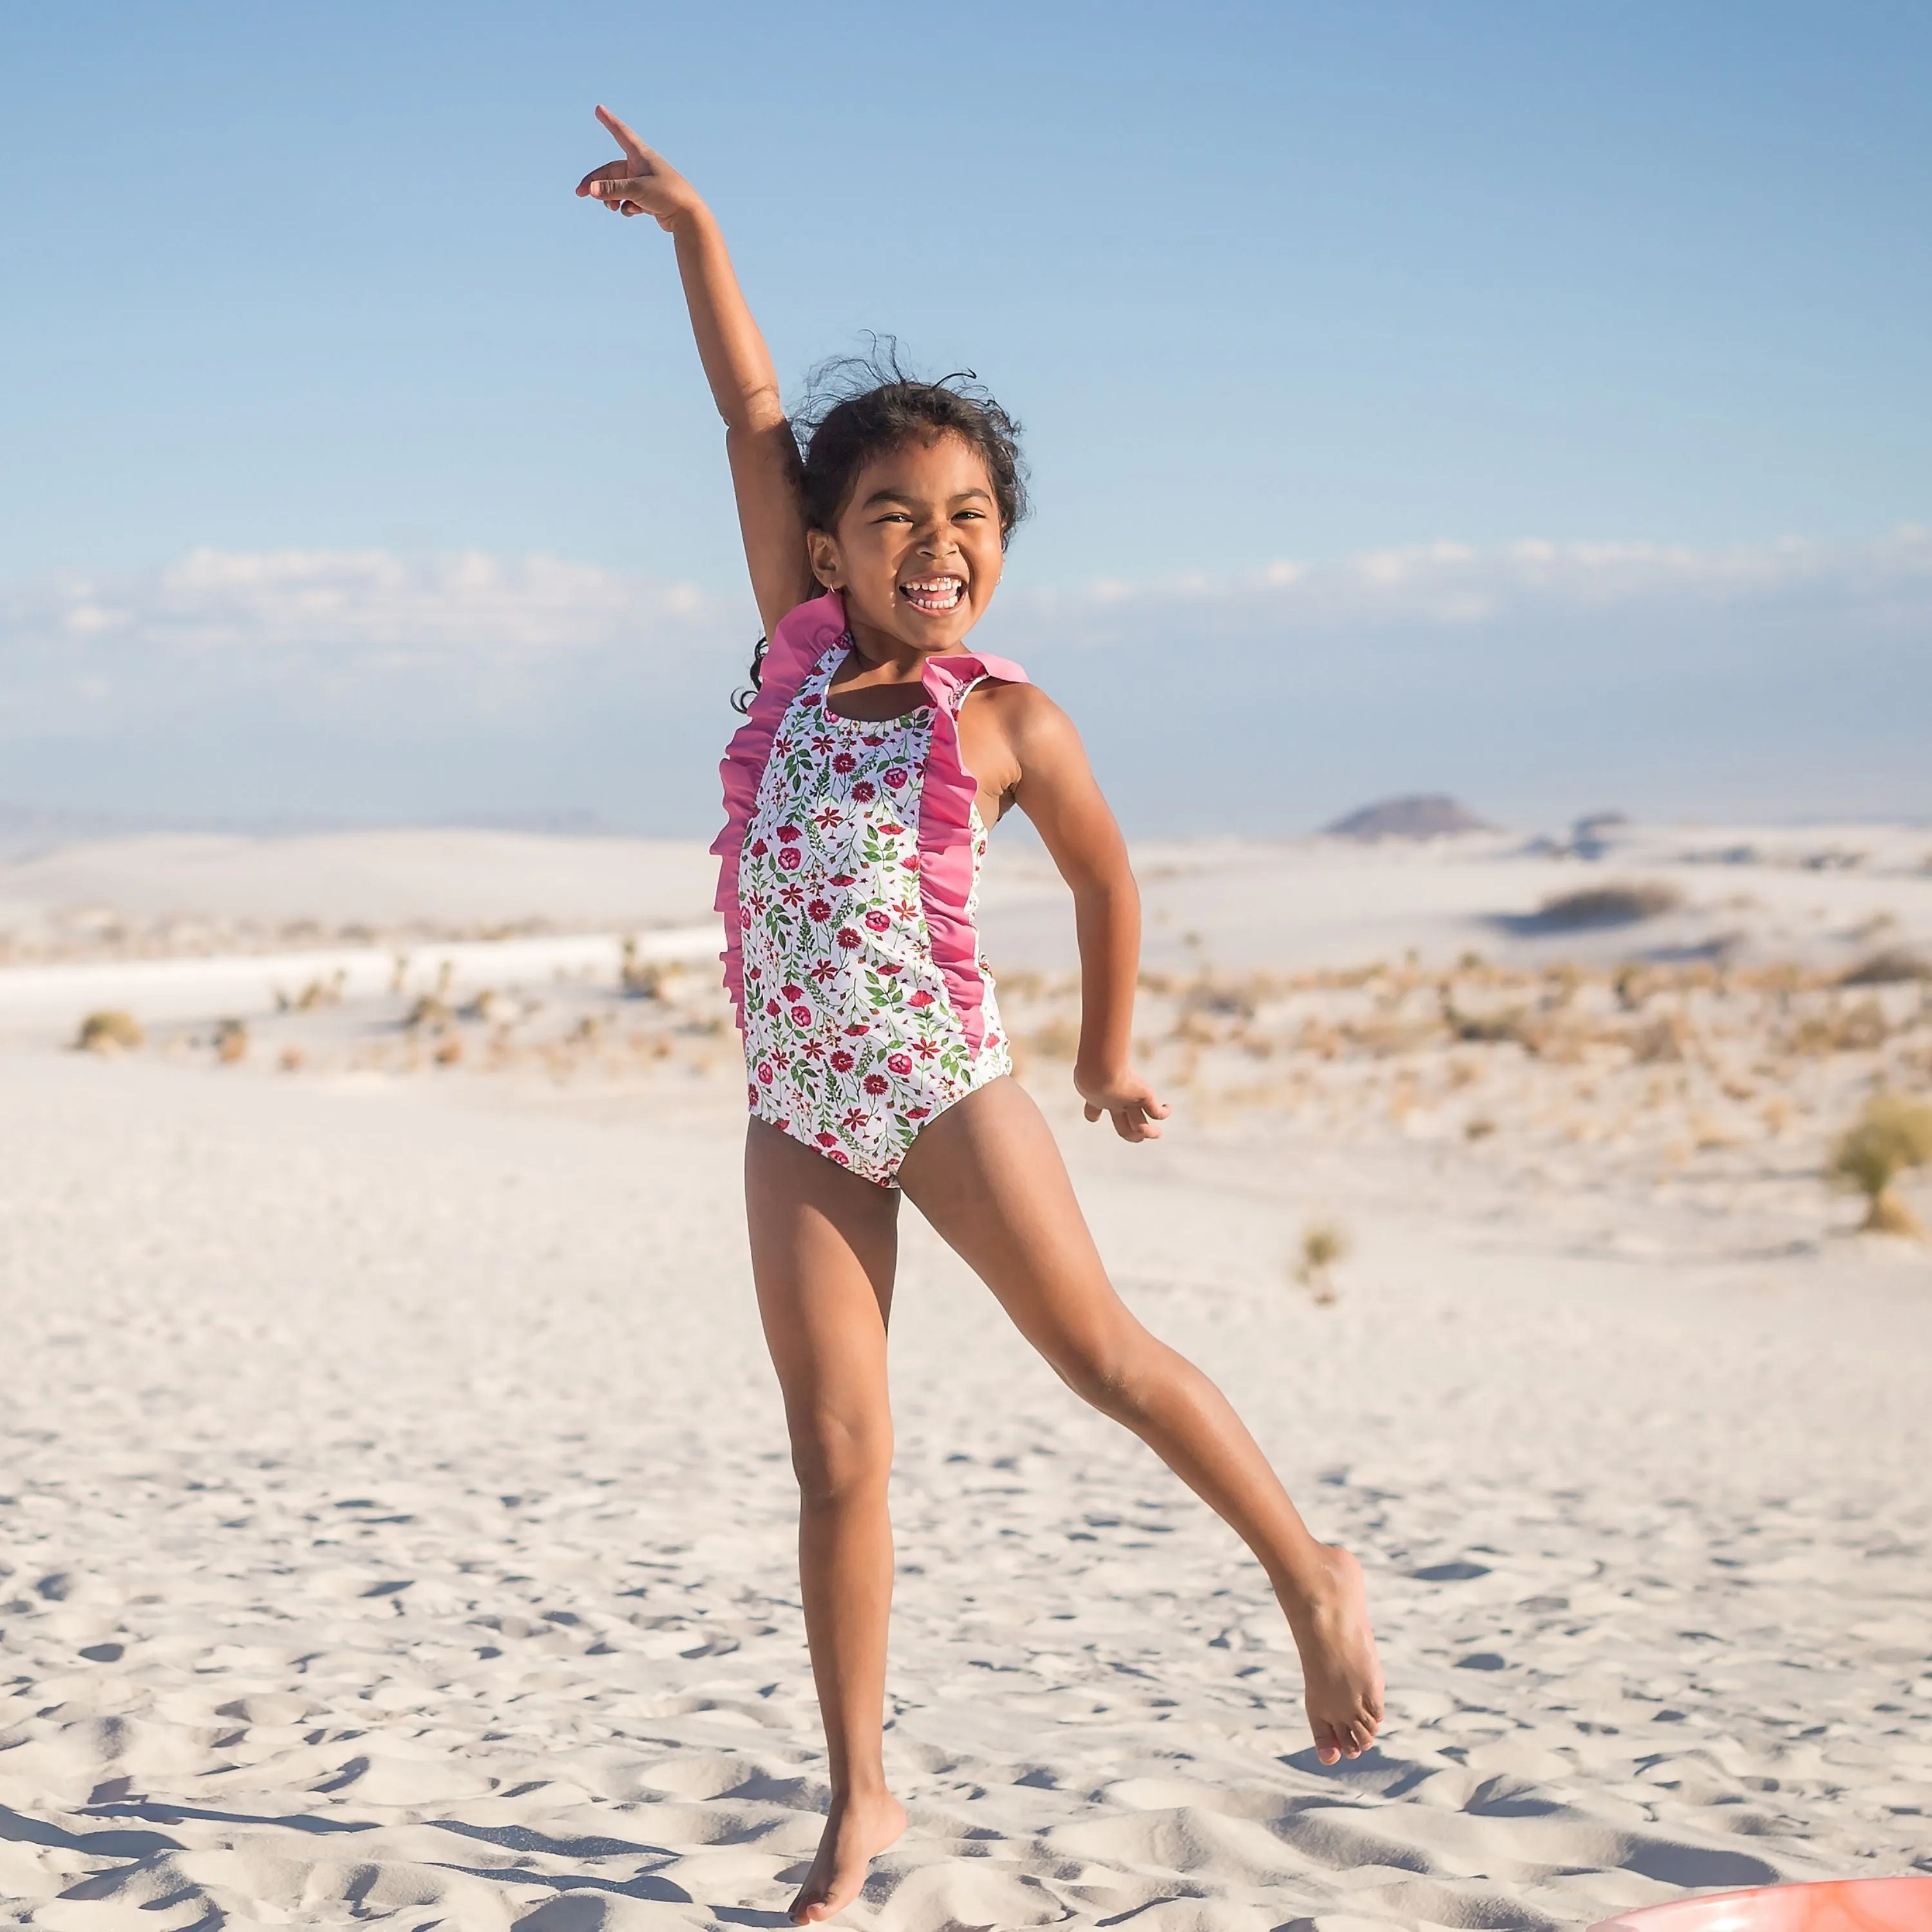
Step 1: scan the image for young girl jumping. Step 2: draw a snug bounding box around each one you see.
[577,106,1383,1926]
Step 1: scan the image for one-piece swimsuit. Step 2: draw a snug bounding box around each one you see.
[711,591,1025,1186]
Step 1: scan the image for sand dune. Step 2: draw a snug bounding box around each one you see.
[2,825,1929,1927]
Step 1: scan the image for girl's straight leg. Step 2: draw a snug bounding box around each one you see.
[744,1121,909,1924]
[898,1077,1385,1763]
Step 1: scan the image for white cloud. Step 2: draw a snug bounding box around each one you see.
[1,530,1926,827]
[1007,525,1932,640]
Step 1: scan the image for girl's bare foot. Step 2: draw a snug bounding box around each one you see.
[789,1788,907,1925]
[1282,1544,1384,1765]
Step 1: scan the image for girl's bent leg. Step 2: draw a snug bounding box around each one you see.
[744,1121,909,1924]
[898,1079,1384,1763]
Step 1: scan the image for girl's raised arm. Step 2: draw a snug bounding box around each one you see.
[577,106,813,638]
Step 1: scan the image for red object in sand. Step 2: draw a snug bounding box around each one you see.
[1591,1878,1932,1932]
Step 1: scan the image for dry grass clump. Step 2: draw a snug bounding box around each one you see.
[1830,1092,1932,1237]
[1294,1222,1350,1305]
[213,1018,248,1064]
[274,971,345,1012]
[1788,998,1889,1056]
[1841,949,1931,987]
[75,1010,144,1054]
[1535,881,1683,930]
[1026,1014,1083,1060]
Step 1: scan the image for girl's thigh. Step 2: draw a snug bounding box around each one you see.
[895,1078,1135,1376]
[744,1120,903,1457]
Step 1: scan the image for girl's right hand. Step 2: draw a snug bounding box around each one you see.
[574,105,698,229]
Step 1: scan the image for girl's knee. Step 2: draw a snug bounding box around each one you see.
[788,1411,893,1509]
[1053,1326,1160,1419]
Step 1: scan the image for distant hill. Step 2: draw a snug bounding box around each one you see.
[1322,795,1492,840]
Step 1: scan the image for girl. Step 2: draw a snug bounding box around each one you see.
[577,107,1383,1927]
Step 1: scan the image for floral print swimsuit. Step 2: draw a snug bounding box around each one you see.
[734,648,1012,1186]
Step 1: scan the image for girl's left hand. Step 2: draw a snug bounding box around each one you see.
[574,104,697,229]
[1077,1067,1170,1142]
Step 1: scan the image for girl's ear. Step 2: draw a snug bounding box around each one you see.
[805,529,842,591]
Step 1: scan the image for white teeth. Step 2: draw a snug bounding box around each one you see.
[901,576,963,605]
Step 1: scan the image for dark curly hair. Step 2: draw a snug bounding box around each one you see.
[731,341,1027,713]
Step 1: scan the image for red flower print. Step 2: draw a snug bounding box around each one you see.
[810,959,838,983]
[844,1023,869,1036]
[833,751,858,775]
[777,824,802,842]
[744,890,769,915]
[802,1037,826,1059]
[813,806,844,830]
[790,1003,813,1027]
[750,838,768,857]
[829,1149,849,1165]
[884,767,908,788]
[886,1052,913,1075]
[773,734,793,754]
[765,998,781,1017]
[746,963,761,980]
[812,732,835,754]
[864,909,890,933]
[782,983,804,1000]
[779,883,804,905]
[863,1072,889,1096]
[815,1129,838,1146]
[778,847,803,871]
[835,927,862,949]
[757,1062,774,1084]
[879,822,904,836]
[907,990,934,1007]
[875,962,902,976]
[830,873,857,887]
[893,900,919,921]
[830,1050,855,1073]
[851,780,876,803]
[902,855,920,872]
[807,898,831,922]
[914,1038,940,1058]
[841,1108,869,1131]
[862,733,885,747]
[800,693,820,708]
[906,1105,931,1119]
[747,1083,759,1106]
[775,1116,790,1132]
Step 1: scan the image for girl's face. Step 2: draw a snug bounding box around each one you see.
[808,431,1005,657]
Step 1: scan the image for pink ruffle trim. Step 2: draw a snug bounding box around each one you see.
[710,592,851,1030]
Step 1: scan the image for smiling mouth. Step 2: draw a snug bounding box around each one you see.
[899,575,965,614]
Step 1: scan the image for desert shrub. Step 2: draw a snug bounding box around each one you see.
[1627,1014,1690,1064]
[1028,1014,1083,1059]
[1830,1092,1932,1236]
[1790,999,1889,1056]
[1444,1002,1532,1046]
[75,1010,144,1054]
[1841,949,1931,987]
[1535,881,1683,930]
[213,1018,248,1064]
[1294,1222,1349,1304]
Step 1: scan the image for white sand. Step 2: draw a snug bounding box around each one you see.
[3,828,1930,1929]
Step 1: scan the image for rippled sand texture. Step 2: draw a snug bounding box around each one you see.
[3,1054,1929,1929]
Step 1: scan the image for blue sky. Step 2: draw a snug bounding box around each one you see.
[3,3,1928,829]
